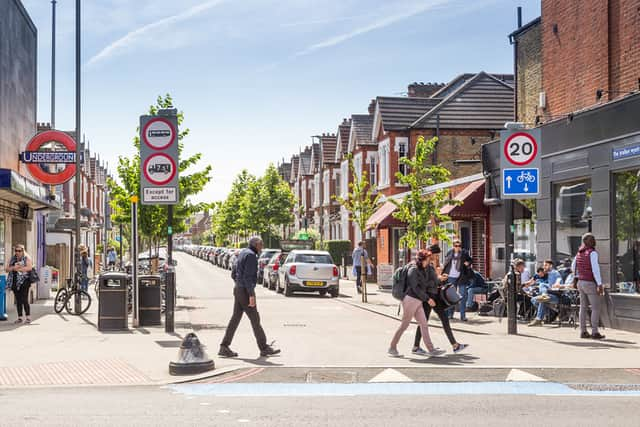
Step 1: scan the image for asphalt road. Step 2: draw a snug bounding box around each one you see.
[3,385,639,427]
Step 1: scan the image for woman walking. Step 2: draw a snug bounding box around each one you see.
[413,245,468,355]
[5,244,34,324]
[388,250,445,357]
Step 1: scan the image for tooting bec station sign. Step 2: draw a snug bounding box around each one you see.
[140,115,179,205]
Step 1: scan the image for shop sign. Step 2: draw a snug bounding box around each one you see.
[20,130,78,185]
[612,144,640,161]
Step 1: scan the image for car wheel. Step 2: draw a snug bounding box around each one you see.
[284,278,293,297]
[329,288,339,298]
[276,277,283,294]
[319,290,327,297]
[269,278,277,291]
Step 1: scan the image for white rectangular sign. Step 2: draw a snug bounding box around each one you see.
[143,187,177,203]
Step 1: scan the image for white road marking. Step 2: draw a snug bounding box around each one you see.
[369,368,413,383]
[506,369,547,382]
[237,419,250,423]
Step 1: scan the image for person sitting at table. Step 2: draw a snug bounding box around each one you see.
[523,267,545,296]
[528,260,564,326]
[466,269,488,311]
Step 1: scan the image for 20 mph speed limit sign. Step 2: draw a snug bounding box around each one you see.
[500,128,541,199]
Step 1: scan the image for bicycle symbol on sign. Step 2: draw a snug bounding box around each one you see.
[516,171,536,183]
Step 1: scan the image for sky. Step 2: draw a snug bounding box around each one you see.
[21,0,540,204]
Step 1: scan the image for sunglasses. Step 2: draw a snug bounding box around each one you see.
[15,249,23,252]
[453,244,461,247]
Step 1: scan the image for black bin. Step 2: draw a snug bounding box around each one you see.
[98,272,129,331]
[139,274,162,326]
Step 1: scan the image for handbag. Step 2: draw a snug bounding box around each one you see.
[439,283,462,307]
[28,269,39,284]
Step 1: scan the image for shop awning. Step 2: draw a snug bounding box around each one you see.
[440,179,487,218]
[0,168,61,211]
[366,201,399,230]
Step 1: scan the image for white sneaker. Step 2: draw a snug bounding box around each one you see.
[411,347,429,356]
[428,348,446,357]
[387,348,401,357]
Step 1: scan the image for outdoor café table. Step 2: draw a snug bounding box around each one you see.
[548,287,579,327]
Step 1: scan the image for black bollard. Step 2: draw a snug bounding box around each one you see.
[169,332,215,375]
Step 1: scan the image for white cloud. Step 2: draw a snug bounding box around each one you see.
[85,0,226,67]
[294,0,452,57]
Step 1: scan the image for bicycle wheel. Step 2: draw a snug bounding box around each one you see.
[65,290,92,315]
[54,288,68,314]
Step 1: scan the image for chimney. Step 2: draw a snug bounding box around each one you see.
[368,99,376,115]
[407,82,446,98]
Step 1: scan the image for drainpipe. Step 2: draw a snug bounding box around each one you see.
[434,114,440,164]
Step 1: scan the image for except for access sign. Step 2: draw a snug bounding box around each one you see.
[503,168,539,197]
[143,187,177,203]
[140,114,179,205]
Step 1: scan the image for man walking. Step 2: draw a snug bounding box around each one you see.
[573,233,606,340]
[442,239,473,321]
[219,237,281,358]
[352,241,368,294]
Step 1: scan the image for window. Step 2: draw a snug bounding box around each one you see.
[369,159,377,186]
[323,171,330,205]
[397,139,408,177]
[378,139,390,187]
[314,175,320,207]
[554,180,592,263]
[353,154,363,181]
[295,253,333,264]
[614,170,640,294]
[341,161,349,197]
[335,173,341,199]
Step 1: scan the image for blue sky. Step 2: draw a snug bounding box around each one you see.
[22,0,540,203]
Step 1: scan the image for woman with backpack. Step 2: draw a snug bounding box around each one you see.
[412,245,468,355]
[5,244,34,324]
[388,250,446,357]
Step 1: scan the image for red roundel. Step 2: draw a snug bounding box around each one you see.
[504,132,538,166]
[25,130,77,185]
[143,153,176,185]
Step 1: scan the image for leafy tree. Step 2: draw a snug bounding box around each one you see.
[213,170,256,245]
[108,94,212,248]
[249,164,295,246]
[391,136,458,249]
[334,154,381,242]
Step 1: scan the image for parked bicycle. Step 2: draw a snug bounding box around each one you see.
[54,271,92,315]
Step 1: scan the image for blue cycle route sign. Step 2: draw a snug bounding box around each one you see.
[502,168,539,197]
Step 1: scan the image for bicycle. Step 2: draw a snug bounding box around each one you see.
[54,271,92,315]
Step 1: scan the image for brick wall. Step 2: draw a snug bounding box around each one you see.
[608,0,640,98]
[516,22,542,125]
[542,0,640,118]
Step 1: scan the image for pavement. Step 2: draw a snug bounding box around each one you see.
[1,251,640,389]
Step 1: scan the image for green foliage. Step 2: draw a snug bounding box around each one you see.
[322,240,352,265]
[213,164,295,245]
[293,228,320,242]
[391,136,458,249]
[334,154,381,239]
[108,94,213,243]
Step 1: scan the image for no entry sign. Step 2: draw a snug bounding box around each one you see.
[140,114,179,205]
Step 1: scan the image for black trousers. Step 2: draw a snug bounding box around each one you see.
[221,287,267,351]
[414,296,457,347]
[355,266,362,289]
[13,284,30,317]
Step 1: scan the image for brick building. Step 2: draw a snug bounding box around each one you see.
[485,0,640,331]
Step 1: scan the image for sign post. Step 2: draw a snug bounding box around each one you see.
[139,109,179,333]
[131,195,139,327]
[500,127,542,335]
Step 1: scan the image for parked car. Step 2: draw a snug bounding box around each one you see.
[277,250,339,297]
[228,249,241,270]
[258,249,281,285]
[265,252,288,291]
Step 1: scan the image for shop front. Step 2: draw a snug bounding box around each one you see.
[486,93,640,332]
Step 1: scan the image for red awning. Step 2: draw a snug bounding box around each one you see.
[440,180,487,218]
[366,201,398,230]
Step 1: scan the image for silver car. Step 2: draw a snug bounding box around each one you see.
[277,250,339,297]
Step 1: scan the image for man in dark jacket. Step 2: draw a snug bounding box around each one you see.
[219,237,280,358]
[442,239,474,321]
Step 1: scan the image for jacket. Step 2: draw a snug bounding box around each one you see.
[442,249,473,282]
[406,264,438,302]
[234,246,259,296]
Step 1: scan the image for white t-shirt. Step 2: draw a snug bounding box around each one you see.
[449,253,461,279]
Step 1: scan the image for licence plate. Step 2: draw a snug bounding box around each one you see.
[306,281,324,287]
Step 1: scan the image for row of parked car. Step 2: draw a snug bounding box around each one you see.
[180,245,340,298]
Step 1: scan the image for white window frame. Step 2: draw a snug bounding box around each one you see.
[340,160,349,198]
[314,175,320,208]
[378,138,390,188]
[323,170,330,206]
[395,137,409,179]
[353,153,363,182]
[366,151,378,187]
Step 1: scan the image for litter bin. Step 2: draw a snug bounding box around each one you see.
[138,274,162,326]
[98,272,129,331]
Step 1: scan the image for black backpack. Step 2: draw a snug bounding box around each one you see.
[392,264,412,300]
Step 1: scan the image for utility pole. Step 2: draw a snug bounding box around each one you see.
[49,0,57,202]
[73,0,82,314]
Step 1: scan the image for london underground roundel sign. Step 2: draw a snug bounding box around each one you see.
[21,130,77,185]
[142,117,176,150]
[143,153,176,185]
[504,132,538,166]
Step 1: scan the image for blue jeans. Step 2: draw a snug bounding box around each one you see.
[466,286,487,307]
[445,277,468,320]
[531,293,559,320]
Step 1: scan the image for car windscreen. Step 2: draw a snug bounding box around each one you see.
[294,254,333,264]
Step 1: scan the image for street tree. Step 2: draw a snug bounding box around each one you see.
[334,154,382,243]
[108,94,212,250]
[391,136,458,249]
[214,170,256,245]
